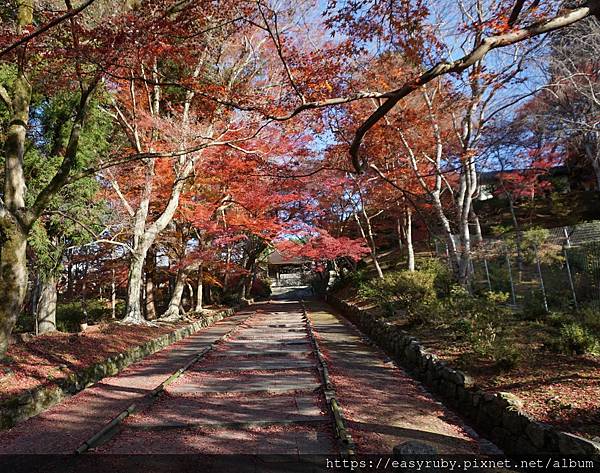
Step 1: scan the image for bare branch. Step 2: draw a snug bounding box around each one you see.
[348,1,599,172]
[508,0,528,27]
[49,210,133,252]
[0,0,98,59]
[107,173,135,218]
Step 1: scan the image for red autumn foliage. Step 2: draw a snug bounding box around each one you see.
[276,230,370,267]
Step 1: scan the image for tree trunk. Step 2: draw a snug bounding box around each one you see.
[458,197,473,286]
[37,277,57,334]
[122,156,193,323]
[458,216,472,286]
[405,208,415,272]
[162,268,187,319]
[0,2,96,351]
[507,196,524,274]
[586,142,600,191]
[31,275,41,330]
[81,264,89,322]
[242,244,263,299]
[431,194,460,276]
[123,249,148,323]
[206,284,212,305]
[367,234,384,278]
[0,40,32,354]
[144,246,157,320]
[356,210,383,279]
[0,222,28,354]
[456,155,478,286]
[185,282,193,313]
[67,257,74,299]
[592,159,600,191]
[244,268,257,299]
[195,267,203,312]
[471,209,483,245]
[223,246,232,292]
[396,217,404,252]
[111,268,117,319]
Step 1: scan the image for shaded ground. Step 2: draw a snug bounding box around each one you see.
[95,299,336,456]
[0,308,232,402]
[304,299,499,455]
[336,288,600,440]
[1,290,503,459]
[0,310,251,453]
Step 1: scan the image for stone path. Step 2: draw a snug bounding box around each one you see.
[0,309,252,453]
[305,299,499,455]
[94,301,337,455]
[0,291,500,461]
[169,372,321,394]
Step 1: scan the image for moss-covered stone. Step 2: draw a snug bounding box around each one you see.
[525,422,552,449]
[503,409,530,434]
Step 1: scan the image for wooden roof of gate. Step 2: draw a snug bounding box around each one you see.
[267,250,306,266]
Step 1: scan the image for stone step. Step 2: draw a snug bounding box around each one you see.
[262,324,306,328]
[197,359,315,372]
[234,331,306,340]
[100,424,335,455]
[237,327,306,333]
[212,346,312,357]
[128,418,329,430]
[228,338,309,345]
[125,395,326,429]
[169,373,321,394]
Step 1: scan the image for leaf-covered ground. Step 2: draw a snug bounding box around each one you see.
[0,321,191,402]
[335,290,600,442]
[306,302,493,455]
[414,324,600,441]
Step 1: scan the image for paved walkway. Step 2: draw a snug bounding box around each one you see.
[305,299,499,455]
[0,292,499,459]
[94,301,336,455]
[0,310,252,453]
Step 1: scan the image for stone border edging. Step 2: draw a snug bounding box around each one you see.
[0,308,235,431]
[301,300,356,457]
[75,308,249,453]
[325,294,600,457]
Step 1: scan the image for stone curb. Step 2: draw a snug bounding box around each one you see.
[300,300,356,457]
[75,308,249,453]
[0,308,235,431]
[325,294,600,457]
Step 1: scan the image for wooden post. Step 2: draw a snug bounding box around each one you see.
[564,247,578,310]
[505,247,517,306]
[111,268,116,319]
[535,245,549,313]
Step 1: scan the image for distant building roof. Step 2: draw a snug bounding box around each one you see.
[268,250,305,266]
